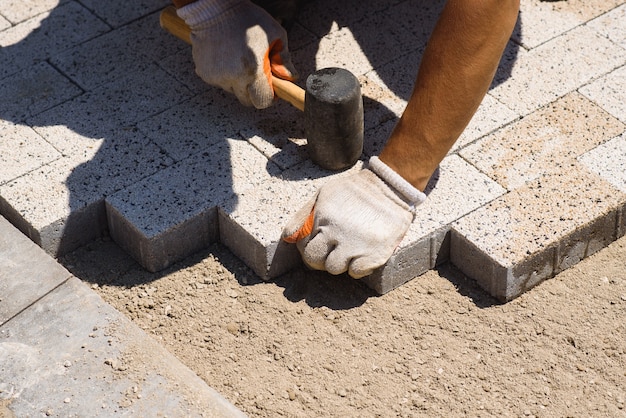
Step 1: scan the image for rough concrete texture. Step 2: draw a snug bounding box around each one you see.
[1,0,626,301]
[0,216,245,417]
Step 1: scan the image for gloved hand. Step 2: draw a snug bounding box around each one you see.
[177,0,297,109]
[283,157,427,278]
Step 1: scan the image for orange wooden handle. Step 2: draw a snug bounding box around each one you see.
[160,6,305,111]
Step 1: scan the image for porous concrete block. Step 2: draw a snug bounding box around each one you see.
[451,165,626,301]
[106,139,279,272]
[512,0,621,49]
[460,92,625,191]
[579,64,626,123]
[0,14,10,30]
[363,155,505,294]
[490,26,626,116]
[0,276,245,417]
[0,120,60,185]
[52,12,186,90]
[0,216,71,324]
[0,2,109,79]
[578,132,626,193]
[0,61,81,122]
[587,3,626,49]
[218,179,305,280]
[78,0,169,27]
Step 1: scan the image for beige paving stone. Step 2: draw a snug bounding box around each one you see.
[460,92,626,191]
[451,164,626,301]
[586,3,626,49]
[0,0,67,24]
[0,13,11,30]
[0,123,60,186]
[514,0,622,49]
[579,64,626,123]
[490,26,626,116]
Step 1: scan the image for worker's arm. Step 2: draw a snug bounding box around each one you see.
[173,0,297,109]
[284,0,520,278]
[380,0,520,191]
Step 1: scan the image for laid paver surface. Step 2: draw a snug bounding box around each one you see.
[1,1,625,302]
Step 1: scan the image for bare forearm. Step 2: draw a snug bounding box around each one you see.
[379,0,519,191]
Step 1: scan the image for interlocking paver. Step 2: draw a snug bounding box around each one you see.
[1,0,626,306]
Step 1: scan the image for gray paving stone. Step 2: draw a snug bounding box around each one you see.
[586,3,626,49]
[78,0,170,27]
[51,12,187,91]
[0,120,60,185]
[363,155,506,294]
[450,165,626,301]
[106,139,280,272]
[578,132,626,193]
[0,2,110,79]
[460,92,626,191]
[0,276,245,417]
[579,64,626,123]
[0,0,69,24]
[0,216,70,325]
[0,61,82,123]
[490,25,626,116]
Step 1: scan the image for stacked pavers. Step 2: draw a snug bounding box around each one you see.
[1,0,625,301]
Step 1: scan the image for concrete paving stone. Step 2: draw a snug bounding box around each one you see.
[0,119,60,185]
[220,160,364,280]
[0,127,173,256]
[587,3,626,49]
[460,92,626,191]
[0,0,69,25]
[579,64,626,123]
[363,155,506,294]
[0,276,245,417]
[52,11,187,91]
[296,0,404,39]
[79,0,170,27]
[0,216,70,325]
[362,118,396,157]
[0,1,110,79]
[157,48,209,93]
[450,164,626,301]
[0,13,11,30]
[578,132,626,193]
[29,63,193,156]
[106,138,280,272]
[513,0,622,49]
[0,61,82,123]
[490,25,626,116]
[386,0,447,45]
[292,9,418,79]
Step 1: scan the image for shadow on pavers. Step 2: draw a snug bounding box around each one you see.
[1,0,520,299]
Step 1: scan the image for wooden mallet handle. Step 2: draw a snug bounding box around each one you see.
[159,6,305,111]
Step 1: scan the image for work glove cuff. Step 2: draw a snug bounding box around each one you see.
[177,0,245,27]
[368,156,427,213]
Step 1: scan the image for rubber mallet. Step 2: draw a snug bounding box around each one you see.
[160,6,363,171]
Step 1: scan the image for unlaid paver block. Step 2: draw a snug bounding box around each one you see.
[460,92,626,191]
[0,276,245,417]
[363,155,506,294]
[579,64,626,123]
[451,165,626,301]
[490,25,626,116]
[587,3,626,49]
[0,120,60,185]
[0,2,109,79]
[0,216,70,325]
[106,139,279,272]
[0,61,82,123]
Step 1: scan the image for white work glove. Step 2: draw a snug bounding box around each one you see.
[177,0,297,109]
[283,157,427,278]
